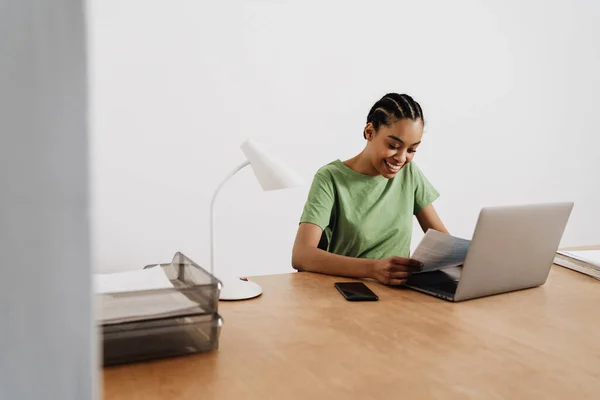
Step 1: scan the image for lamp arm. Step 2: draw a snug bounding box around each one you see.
[209,159,250,276]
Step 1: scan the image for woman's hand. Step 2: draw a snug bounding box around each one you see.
[371,257,423,285]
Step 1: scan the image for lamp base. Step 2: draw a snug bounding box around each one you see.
[219,277,263,301]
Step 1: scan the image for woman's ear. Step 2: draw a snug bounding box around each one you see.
[364,123,376,141]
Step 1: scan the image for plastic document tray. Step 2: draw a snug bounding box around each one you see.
[102,313,222,365]
[96,252,221,326]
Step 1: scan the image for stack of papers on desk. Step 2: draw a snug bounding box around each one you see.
[554,250,600,280]
[94,267,204,325]
[94,266,172,294]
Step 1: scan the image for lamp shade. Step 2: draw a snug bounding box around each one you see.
[240,139,305,191]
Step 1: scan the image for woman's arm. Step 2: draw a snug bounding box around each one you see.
[292,223,376,278]
[416,204,448,234]
[292,223,422,285]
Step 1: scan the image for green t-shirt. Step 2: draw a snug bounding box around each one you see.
[299,159,439,259]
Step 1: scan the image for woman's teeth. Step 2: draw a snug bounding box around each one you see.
[385,160,401,172]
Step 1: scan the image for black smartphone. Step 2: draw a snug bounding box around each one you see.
[334,282,379,301]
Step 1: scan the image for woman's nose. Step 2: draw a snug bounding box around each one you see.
[394,150,407,164]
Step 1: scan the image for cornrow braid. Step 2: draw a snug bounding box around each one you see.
[364,93,424,139]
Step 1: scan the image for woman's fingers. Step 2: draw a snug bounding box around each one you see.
[389,270,411,280]
[388,278,408,286]
[389,263,422,273]
[390,256,423,269]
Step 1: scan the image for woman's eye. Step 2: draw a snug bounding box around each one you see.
[388,144,399,150]
[408,149,417,153]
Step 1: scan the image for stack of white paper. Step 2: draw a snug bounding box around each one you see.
[94,267,204,325]
[94,266,173,294]
[554,250,600,280]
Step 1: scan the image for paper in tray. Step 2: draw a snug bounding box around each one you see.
[94,252,221,325]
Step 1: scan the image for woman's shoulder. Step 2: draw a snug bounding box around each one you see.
[315,160,343,176]
[306,160,346,190]
[401,161,424,178]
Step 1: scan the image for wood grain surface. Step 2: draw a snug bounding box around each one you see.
[103,257,600,400]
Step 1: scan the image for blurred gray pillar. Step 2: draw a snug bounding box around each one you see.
[0,0,95,399]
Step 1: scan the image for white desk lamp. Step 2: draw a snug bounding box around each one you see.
[210,139,304,300]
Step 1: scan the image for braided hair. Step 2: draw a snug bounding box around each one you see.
[364,93,424,139]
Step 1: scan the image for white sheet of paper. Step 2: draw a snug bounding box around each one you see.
[96,293,202,325]
[554,254,600,280]
[94,267,206,324]
[411,230,471,273]
[557,250,600,268]
[93,266,172,294]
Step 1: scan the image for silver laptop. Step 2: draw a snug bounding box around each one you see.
[405,202,574,302]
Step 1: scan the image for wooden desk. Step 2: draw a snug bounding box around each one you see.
[103,263,600,400]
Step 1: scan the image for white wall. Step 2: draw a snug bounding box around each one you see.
[0,1,95,399]
[88,0,600,277]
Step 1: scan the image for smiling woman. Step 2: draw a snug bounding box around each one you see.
[291,93,448,286]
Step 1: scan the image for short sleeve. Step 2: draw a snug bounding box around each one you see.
[299,171,335,230]
[412,163,440,215]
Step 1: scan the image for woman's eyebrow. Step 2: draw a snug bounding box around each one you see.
[388,135,421,146]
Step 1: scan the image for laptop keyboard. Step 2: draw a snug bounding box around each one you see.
[407,271,458,297]
[429,280,458,295]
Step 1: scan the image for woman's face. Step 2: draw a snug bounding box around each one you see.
[364,119,424,179]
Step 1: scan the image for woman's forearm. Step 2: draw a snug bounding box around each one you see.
[292,245,375,279]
